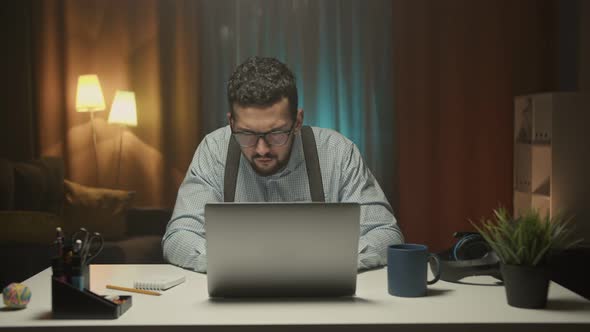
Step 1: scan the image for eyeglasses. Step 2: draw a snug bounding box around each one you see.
[232,124,295,147]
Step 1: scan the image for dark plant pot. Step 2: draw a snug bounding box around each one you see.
[500,263,550,309]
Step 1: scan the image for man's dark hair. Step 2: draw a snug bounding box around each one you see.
[227,56,298,120]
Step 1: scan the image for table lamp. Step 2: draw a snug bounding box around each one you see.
[75,74,106,182]
[108,90,137,186]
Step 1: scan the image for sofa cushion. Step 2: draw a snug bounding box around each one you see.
[0,210,63,245]
[0,157,64,215]
[0,159,15,209]
[63,180,135,241]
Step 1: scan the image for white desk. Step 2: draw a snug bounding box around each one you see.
[1,264,590,331]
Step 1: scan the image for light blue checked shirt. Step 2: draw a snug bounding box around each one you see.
[163,125,404,273]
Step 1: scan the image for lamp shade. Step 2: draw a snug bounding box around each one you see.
[75,75,106,112]
[108,90,137,126]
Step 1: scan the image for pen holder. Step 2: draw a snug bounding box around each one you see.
[52,256,90,290]
[51,278,132,319]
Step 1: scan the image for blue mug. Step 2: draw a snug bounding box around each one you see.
[387,244,441,297]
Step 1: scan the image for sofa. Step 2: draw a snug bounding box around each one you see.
[0,157,171,288]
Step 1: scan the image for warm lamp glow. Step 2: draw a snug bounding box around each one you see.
[108,90,137,126]
[75,75,106,112]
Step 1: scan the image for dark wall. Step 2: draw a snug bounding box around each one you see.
[556,0,580,91]
[0,1,36,161]
[580,0,590,92]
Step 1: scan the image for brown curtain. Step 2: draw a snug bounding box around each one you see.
[32,0,201,207]
[393,0,557,252]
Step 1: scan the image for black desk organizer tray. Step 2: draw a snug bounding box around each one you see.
[51,267,132,319]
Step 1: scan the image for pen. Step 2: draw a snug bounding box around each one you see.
[73,239,82,254]
[55,227,64,257]
[106,285,161,296]
[51,257,67,283]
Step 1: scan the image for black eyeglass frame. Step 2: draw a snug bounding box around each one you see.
[231,123,296,147]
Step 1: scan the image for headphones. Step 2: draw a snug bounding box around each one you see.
[431,232,502,283]
[452,232,490,260]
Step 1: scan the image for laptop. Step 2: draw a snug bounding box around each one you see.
[205,202,360,297]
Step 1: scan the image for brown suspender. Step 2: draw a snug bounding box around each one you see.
[223,135,241,202]
[300,126,326,202]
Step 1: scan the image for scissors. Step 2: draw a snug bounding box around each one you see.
[81,232,104,264]
[71,227,90,247]
[72,228,104,264]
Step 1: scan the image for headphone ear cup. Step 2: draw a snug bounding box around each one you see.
[453,234,490,260]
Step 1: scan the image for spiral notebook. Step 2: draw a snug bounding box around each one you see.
[133,275,185,291]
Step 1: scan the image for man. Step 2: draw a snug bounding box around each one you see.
[163,56,403,273]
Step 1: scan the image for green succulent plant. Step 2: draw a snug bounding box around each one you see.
[471,208,582,266]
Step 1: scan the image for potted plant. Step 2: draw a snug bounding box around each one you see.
[472,208,582,309]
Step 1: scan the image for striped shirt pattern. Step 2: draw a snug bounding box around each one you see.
[162,125,404,273]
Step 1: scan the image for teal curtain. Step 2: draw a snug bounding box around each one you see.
[198,0,394,201]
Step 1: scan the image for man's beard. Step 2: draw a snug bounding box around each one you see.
[249,149,292,177]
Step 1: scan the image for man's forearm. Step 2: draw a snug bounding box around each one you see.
[357,224,404,270]
[163,230,208,273]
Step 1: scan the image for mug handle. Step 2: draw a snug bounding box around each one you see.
[427,253,441,285]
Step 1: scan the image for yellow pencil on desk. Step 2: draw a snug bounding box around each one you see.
[106,284,161,296]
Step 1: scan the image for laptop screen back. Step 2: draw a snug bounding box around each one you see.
[205,202,360,297]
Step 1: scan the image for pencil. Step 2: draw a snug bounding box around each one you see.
[106,284,161,296]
